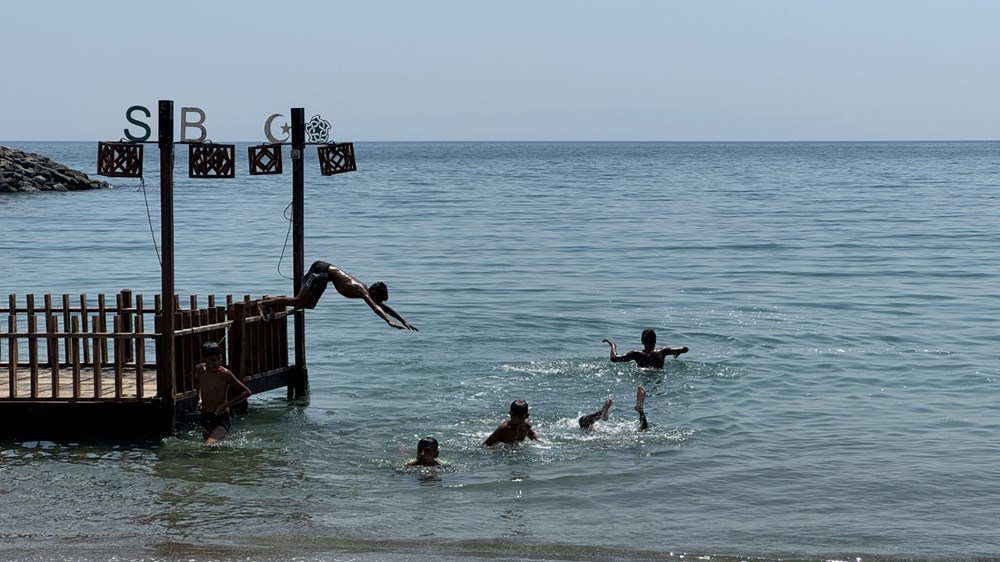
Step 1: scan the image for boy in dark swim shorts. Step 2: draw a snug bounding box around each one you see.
[258,260,417,330]
[195,341,252,445]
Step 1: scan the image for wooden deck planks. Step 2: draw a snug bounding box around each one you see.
[0,364,158,400]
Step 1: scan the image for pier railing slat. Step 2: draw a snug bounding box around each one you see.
[28,313,39,398]
[6,296,17,399]
[47,313,59,398]
[114,316,124,399]
[135,302,145,400]
[92,313,103,398]
[71,316,82,398]
[121,290,134,364]
[80,294,91,364]
[62,294,72,368]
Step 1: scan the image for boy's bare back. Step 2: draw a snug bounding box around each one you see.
[327,265,369,299]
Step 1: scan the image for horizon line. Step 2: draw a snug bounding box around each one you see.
[3,138,999,144]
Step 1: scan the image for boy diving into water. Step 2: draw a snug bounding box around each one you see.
[259,260,417,330]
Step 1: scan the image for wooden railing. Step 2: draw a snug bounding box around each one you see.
[1,290,156,400]
[1,291,289,402]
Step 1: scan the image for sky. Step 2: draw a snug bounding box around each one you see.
[1,0,998,142]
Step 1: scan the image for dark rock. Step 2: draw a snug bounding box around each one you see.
[0,146,111,194]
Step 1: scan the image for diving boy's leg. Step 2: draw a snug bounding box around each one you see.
[578,399,612,429]
[258,295,295,320]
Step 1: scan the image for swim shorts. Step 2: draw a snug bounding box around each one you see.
[302,261,332,295]
[200,411,232,434]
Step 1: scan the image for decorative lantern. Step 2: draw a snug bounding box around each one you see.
[189,143,236,179]
[97,142,143,178]
[247,144,283,175]
[317,143,357,176]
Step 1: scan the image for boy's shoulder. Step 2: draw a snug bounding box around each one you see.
[198,365,232,378]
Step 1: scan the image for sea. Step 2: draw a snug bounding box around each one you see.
[1,140,998,562]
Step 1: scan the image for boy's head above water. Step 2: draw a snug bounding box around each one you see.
[414,436,440,465]
[508,399,530,425]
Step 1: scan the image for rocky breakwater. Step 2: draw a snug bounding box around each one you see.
[0,146,110,193]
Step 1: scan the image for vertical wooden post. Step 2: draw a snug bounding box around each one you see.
[71,316,81,398]
[61,294,72,366]
[46,312,59,398]
[121,289,134,364]
[158,99,177,436]
[28,314,38,398]
[233,301,249,416]
[135,295,146,401]
[97,294,108,366]
[113,316,124,398]
[7,295,17,399]
[80,294,91,365]
[92,313,103,398]
[26,295,37,398]
[290,107,309,399]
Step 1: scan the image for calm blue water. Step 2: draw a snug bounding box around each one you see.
[1,141,999,561]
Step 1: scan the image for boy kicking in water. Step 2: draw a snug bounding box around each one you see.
[578,386,649,431]
[195,341,252,445]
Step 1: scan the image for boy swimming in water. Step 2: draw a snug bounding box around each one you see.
[405,436,443,467]
[602,329,687,369]
[483,399,540,447]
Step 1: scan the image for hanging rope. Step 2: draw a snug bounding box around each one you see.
[138,176,162,267]
[275,201,294,280]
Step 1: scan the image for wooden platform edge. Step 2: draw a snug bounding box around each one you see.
[0,399,172,440]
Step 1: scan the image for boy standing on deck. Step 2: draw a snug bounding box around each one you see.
[195,341,252,445]
[483,399,540,447]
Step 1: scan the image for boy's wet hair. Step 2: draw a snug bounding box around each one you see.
[368,282,388,302]
[641,329,657,347]
[509,399,529,417]
[417,436,438,451]
[201,341,222,358]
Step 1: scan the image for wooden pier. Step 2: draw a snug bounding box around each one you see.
[0,290,301,439]
[0,101,354,440]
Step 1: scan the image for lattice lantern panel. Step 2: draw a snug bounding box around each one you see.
[317,143,357,176]
[97,142,143,178]
[189,143,236,179]
[248,144,283,175]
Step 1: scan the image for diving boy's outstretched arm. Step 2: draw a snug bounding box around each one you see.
[380,302,417,331]
[363,296,405,329]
